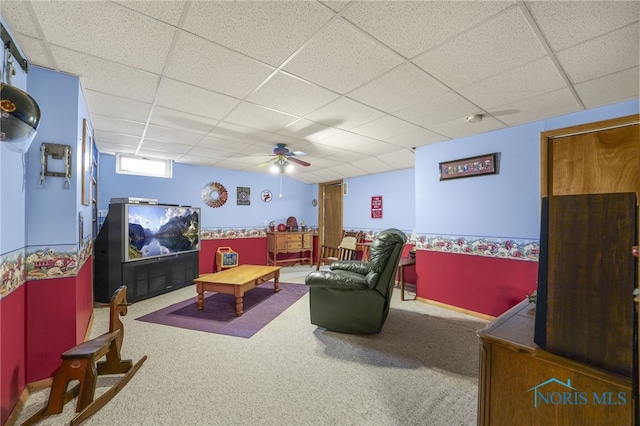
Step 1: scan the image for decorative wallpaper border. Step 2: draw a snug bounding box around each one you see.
[0,235,93,300]
[1,228,539,300]
[414,233,539,262]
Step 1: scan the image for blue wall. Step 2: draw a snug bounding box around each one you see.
[415,100,640,240]
[98,155,317,229]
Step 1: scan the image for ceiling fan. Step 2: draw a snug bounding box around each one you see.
[267,143,310,173]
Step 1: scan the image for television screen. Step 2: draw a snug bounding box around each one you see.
[125,204,200,262]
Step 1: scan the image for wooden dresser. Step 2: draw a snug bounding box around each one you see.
[266,231,313,266]
[477,300,634,426]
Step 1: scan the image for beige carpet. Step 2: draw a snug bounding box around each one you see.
[15,265,488,426]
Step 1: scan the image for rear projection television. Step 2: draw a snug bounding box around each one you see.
[125,204,200,262]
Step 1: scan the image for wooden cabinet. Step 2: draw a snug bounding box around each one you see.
[477,300,634,426]
[266,231,313,266]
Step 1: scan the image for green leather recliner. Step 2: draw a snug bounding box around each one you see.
[305,228,407,334]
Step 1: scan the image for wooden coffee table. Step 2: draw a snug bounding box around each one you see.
[193,265,281,317]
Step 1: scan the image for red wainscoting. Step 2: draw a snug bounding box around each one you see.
[416,250,538,317]
[199,235,319,274]
[0,286,27,426]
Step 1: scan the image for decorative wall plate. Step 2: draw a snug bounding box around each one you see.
[261,189,272,203]
[202,182,228,208]
[312,199,318,206]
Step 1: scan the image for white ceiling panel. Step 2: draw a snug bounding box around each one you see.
[527,1,640,51]
[394,92,481,128]
[347,63,450,113]
[557,23,639,84]
[283,19,403,94]
[1,1,637,184]
[247,72,340,117]
[413,6,546,89]
[575,67,640,110]
[183,1,334,66]
[458,57,567,110]
[85,90,152,123]
[305,97,385,130]
[342,1,513,59]
[155,78,240,121]
[32,1,175,73]
[165,32,275,99]
[350,115,425,141]
[149,106,217,134]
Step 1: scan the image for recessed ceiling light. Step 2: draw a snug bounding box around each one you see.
[466,114,483,123]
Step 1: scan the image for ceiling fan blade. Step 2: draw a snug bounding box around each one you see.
[286,151,306,156]
[288,156,310,167]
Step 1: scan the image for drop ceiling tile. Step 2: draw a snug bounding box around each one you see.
[428,115,506,140]
[94,131,141,147]
[413,7,546,89]
[557,24,639,84]
[112,0,187,26]
[195,136,251,153]
[95,142,136,155]
[329,163,368,177]
[527,1,640,51]
[319,1,351,14]
[209,122,281,145]
[178,155,220,167]
[184,1,334,66]
[92,115,145,137]
[247,72,340,117]
[378,149,415,169]
[156,78,240,121]
[2,2,40,38]
[283,19,403,94]
[12,36,55,70]
[458,57,567,110]
[394,91,480,128]
[32,1,175,73]
[135,148,182,161]
[490,88,581,127]
[296,143,341,158]
[277,119,343,142]
[575,67,640,109]
[350,156,394,174]
[316,131,378,149]
[347,63,450,113]
[50,46,160,103]
[324,150,367,163]
[384,128,448,149]
[140,139,193,154]
[144,125,205,146]
[85,90,152,123]
[350,115,425,140]
[305,97,385,130]
[165,32,275,99]
[342,1,512,58]
[347,141,401,156]
[312,168,348,181]
[222,103,299,133]
[149,106,218,134]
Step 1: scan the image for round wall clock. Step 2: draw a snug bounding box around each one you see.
[201,182,228,208]
[261,189,272,203]
[311,199,318,207]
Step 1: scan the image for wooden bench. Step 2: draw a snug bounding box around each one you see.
[23,286,147,426]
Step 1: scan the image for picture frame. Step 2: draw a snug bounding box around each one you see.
[439,152,499,181]
[81,119,92,206]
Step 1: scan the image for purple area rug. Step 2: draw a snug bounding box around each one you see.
[135,283,308,338]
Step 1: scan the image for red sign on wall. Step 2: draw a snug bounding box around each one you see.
[371,195,383,218]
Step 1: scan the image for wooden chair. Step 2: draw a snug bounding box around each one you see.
[23,286,147,426]
[316,231,360,270]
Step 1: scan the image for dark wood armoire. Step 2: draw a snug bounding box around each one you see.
[534,192,637,379]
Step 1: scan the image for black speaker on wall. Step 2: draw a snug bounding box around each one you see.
[534,192,637,379]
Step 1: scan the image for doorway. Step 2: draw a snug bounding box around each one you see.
[318,180,344,248]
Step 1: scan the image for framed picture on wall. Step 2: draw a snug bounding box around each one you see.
[81,119,92,206]
[439,152,499,181]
